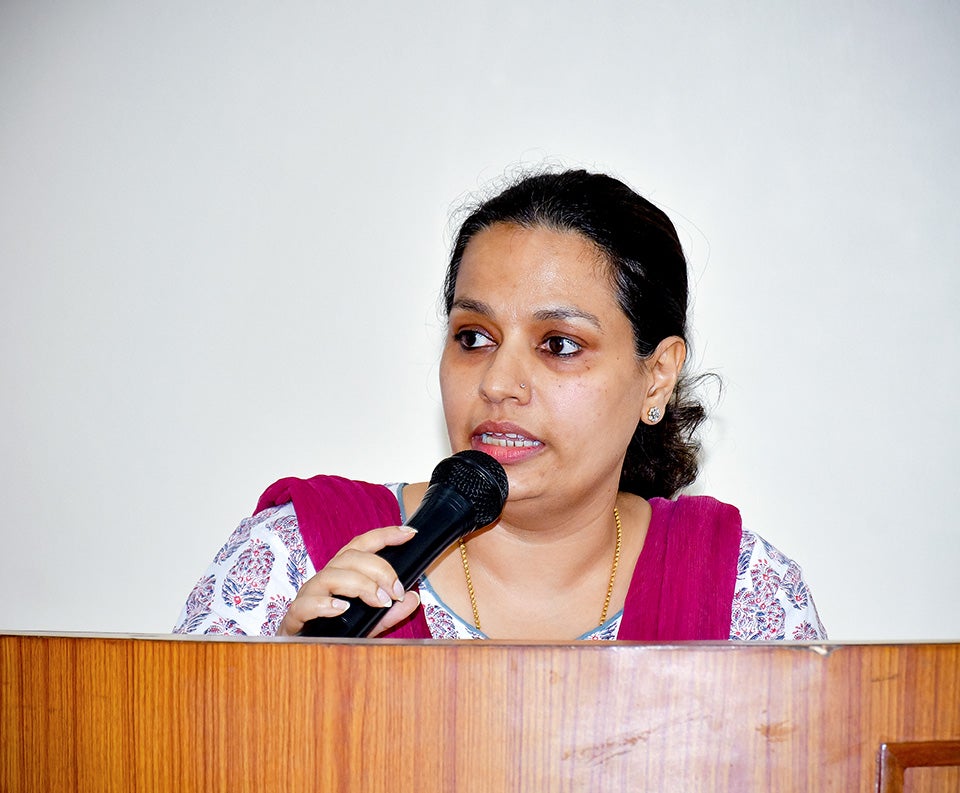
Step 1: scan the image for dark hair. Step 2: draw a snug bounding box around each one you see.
[443,169,708,499]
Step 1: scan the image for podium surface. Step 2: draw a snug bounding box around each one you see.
[2,633,958,792]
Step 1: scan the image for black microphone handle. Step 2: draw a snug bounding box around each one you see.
[300,483,477,638]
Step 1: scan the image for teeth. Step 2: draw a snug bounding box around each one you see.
[481,433,541,448]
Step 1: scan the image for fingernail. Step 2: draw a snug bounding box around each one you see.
[393,580,404,599]
[400,525,418,533]
[377,588,392,607]
[331,598,349,612]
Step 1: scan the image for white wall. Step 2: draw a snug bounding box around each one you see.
[1,2,957,640]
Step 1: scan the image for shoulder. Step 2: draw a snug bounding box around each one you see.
[173,502,311,636]
[730,529,828,640]
[256,474,402,516]
[222,501,306,561]
[646,494,743,560]
[649,494,742,524]
[645,495,828,641]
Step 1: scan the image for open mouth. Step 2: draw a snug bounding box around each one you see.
[478,432,542,448]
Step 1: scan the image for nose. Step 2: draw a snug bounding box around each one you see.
[478,343,531,405]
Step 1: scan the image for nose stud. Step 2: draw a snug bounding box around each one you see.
[519,383,527,389]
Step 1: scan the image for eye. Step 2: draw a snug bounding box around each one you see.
[540,336,582,357]
[454,329,496,350]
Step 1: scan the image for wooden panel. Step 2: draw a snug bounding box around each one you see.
[2,635,959,793]
[902,767,960,793]
[878,741,960,793]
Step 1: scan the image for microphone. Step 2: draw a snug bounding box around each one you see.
[300,450,509,638]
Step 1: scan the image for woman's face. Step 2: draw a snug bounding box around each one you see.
[439,222,653,513]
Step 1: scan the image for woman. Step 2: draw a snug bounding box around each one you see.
[175,170,825,641]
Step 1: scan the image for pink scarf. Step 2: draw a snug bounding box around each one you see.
[256,478,741,640]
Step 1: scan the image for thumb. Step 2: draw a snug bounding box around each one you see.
[368,589,421,637]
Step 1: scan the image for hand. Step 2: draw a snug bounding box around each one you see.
[277,525,421,637]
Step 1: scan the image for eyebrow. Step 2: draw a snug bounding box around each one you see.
[450,298,603,330]
[533,306,603,329]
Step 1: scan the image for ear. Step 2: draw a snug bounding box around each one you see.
[640,336,686,425]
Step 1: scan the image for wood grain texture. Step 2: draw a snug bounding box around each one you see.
[878,741,960,793]
[2,635,958,793]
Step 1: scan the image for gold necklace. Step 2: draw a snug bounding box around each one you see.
[458,506,623,632]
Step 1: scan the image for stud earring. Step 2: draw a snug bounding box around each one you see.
[647,406,662,424]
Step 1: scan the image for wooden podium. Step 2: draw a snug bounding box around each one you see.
[2,634,958,792]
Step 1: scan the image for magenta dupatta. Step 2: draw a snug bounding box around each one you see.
[255,476,429,638]
[621,495,741,640]
[256,477,741,640]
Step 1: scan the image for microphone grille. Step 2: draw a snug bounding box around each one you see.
[429,450,509,527]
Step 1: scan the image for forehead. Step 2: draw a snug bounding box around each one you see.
[454,223,620,313]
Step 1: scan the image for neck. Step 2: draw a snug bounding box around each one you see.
[465,489,622,588]
[418,482,653,640]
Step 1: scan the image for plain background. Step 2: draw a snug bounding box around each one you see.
[1,2,957,640]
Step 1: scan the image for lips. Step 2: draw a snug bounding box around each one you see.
[470,422,544,462]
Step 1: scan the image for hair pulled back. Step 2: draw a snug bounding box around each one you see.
[443,169,707,499]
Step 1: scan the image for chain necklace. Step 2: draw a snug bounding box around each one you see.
[457,506,623,632]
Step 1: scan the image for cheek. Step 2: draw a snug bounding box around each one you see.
[438,349,460,401]
[438,351,469,429]
[549,378,594,414]
[552,374,644,439]
[547,379,616,442]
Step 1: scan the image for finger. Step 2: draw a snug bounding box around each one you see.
[368,590,421,638]
[277,594,350,636]
[325,527,419,603]
[334,525,418,557]
[319,559,407,609]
